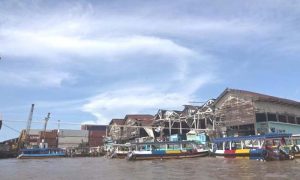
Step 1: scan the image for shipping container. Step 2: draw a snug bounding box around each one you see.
[88,137,104,147]
[39,131,57,139]
[89,130,106,138]
[58,137,88,144]
[29,135,40,142]
[81,125,107,131]
[27,129,42,136]
[58,129,88,137]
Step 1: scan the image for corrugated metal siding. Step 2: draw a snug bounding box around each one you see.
[58,137,88,144]
[89,130,106,138]
[88,137,104,147]
[28,129,42,135]
[58,130,88,137]
[40,131,57,139]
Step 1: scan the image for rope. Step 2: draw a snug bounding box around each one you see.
[2,123,21,134]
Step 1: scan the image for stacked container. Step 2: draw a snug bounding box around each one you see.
[27,129,41,146]
[88,130,106,147]
[39,130,58,148]
[58,129,89,148]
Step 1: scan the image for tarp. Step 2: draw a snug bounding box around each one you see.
[143,127,154,138]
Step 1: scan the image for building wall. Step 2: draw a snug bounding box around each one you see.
[257,122,300,134]
[214,90,300,136]
[109,123,123,141]
[254,101,300,117]
[122,119,139,140]
[214,93,256,126]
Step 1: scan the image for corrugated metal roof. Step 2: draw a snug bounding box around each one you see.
[124,114,154,125]
[109,119,125,125]
[214,88,300,107]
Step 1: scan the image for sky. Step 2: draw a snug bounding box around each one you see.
[1,0,300,141]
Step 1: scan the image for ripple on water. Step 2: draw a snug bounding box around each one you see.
[0,157,299,180]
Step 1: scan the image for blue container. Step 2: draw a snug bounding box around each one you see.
[152,150,166,155]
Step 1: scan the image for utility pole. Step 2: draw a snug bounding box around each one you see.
[57,120,60,133]
[0,113,2,130]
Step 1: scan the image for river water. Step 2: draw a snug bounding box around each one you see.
[1,157,300,180]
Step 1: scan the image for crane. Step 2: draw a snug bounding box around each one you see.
[26,104,34,138]
[42,113,50,140]
[43,113,50,132]
[24,104,34,148]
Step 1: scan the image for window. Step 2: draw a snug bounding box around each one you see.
[267,113,277,122]
[297,117,300,124]
[288,116,296,124]
[278,115,287,123]
[256,113,266,122]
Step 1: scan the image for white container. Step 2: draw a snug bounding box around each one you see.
[58,137,88,144]
[58,129,88,137]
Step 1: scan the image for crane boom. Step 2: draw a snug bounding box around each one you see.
[43,113,50,133]
[26,104,34,137]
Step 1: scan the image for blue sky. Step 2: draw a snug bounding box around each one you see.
[1,0,300,141]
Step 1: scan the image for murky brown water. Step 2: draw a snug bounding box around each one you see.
[0,157,300,180]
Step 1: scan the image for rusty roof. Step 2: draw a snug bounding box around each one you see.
[215,88,300,107]
[109,119,125,125]
[124,114,154,125]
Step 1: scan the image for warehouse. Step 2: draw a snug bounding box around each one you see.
[213,88,300,136]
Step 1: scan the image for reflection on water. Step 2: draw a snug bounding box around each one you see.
[0,157,300,180]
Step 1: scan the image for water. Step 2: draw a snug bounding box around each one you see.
[1,157,300,180]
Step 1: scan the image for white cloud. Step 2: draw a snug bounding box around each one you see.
[81,73,216,124]
[0,70,74,87]
[82,87,189,124]
[1,29,196,61]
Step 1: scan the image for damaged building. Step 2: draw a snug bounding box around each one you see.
[214,88,300,136]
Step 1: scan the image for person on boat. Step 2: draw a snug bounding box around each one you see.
[280,137,286,146]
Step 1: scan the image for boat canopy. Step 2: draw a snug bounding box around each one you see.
[130,140,197,146]
[212,133,292,143]
[20,148,64,152]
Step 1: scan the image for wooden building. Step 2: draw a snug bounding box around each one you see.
[122,114,154,141]
[213,88,300,136]
[108,119,125,143]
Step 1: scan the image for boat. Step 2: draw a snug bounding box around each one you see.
[211,133,294,161]
[106,143,132,159]
[126,141,209,160]
[17,148,66,159]
[291,134,300,158]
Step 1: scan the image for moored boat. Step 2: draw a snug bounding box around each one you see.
[291,134,300,158]
[126,141,209,160]
[211,133,294,161]
[106,143,132,159]
[17,148,66,159]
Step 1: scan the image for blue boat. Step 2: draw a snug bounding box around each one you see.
[126,141,209,160]
[211,133,295,161]
[17,148,66,159]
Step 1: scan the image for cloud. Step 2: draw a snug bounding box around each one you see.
[0,70,74,87]
[82,87,189,123]
[81,72,216,124]
[1,28,196,60]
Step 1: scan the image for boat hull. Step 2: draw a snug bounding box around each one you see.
[128,150,209,160]
[17,153,65,159]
